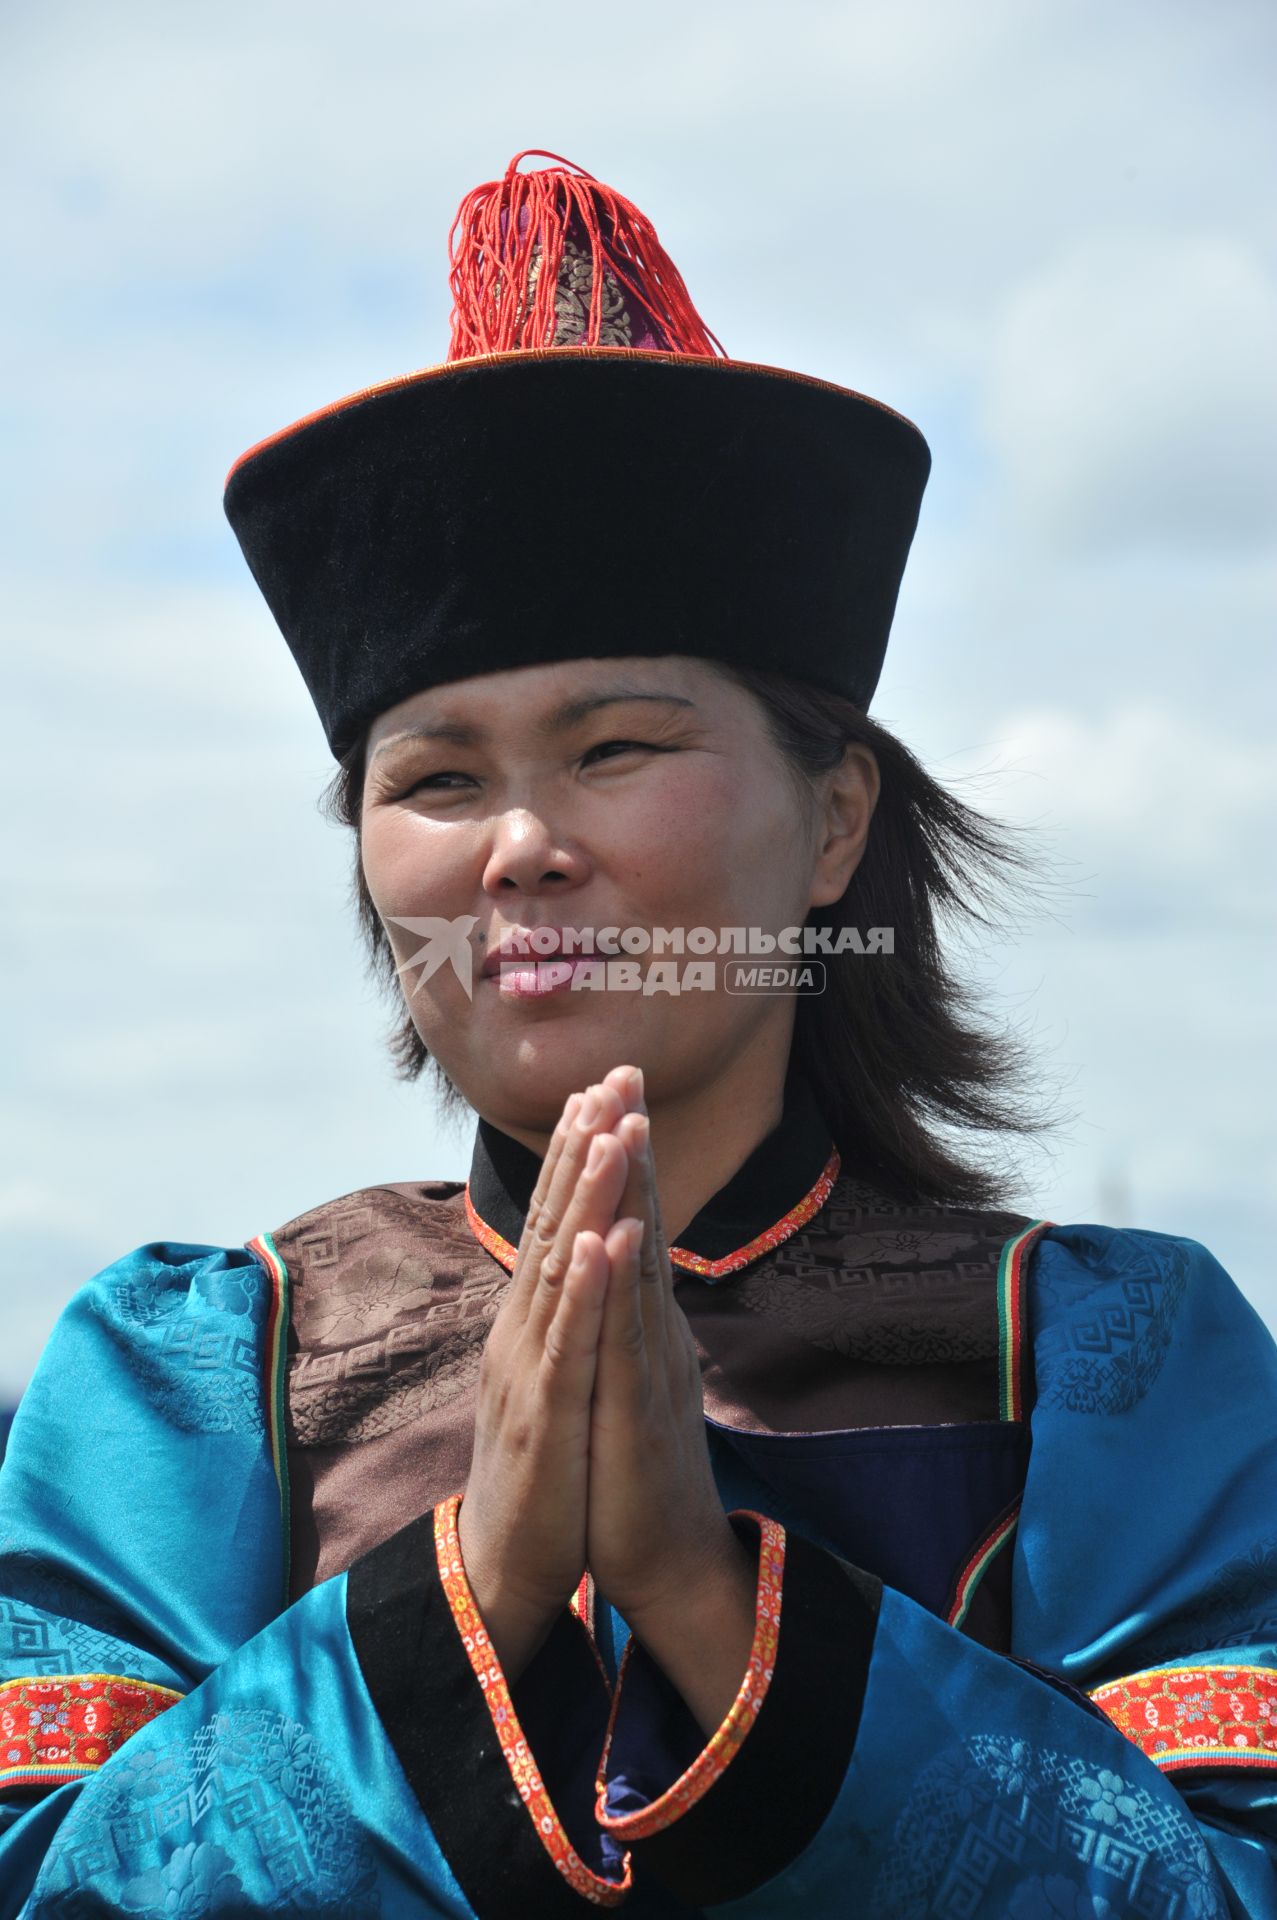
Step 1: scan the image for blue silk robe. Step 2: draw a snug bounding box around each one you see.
[2,1213,1276,1916]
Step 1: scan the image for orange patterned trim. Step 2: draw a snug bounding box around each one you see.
[464,1188,519,1270]
[568,1568,613,1694]
[224,348,922,487]
[570,1568,593,1633]
[594,1511,786,1838]
[466,1149,841,1283]
[666,1153,841,1280]
[434,1495,632,1905]
[1089,1663,1277,1773]
[0,1674,183,1798]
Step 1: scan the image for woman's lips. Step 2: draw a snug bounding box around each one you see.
[486,956,599,998]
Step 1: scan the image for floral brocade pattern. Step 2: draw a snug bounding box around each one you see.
[1131,1535,1277,1666]
[107,1249,265,1438]
[434,1494,633,1907]
[290,1324,491,1446]
[866,1733,1224,1920]
[1033,1236,1190,1417]
[0,1674,182,1792]
[33,1703,380,1915]
[594,1512,786,1839]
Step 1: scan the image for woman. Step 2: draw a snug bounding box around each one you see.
[1,152,1274,1917]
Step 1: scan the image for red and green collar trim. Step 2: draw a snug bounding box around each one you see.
[464,1073,840,1284]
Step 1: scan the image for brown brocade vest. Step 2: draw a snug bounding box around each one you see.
[269,1112,1048,1658]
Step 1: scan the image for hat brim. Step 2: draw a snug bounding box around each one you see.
[224,347,931,761]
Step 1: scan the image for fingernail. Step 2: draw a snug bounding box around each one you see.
[586,1135,607,1173]
[627,1066,643,1102]
[580,1087,600,1125]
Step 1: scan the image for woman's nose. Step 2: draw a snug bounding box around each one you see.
[481,810,592,893]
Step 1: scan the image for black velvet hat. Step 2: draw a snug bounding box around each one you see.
[224,149,931,762]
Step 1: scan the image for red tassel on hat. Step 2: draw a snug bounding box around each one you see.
[446,148,727,361]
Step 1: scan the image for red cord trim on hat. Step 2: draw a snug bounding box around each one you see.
[446,150,726,363]
[223,348,925,490]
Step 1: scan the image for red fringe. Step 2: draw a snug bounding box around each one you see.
[446,148,726,361]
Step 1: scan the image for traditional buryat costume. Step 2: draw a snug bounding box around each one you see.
[2,153,1275,1918]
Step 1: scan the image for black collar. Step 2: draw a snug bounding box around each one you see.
[464,1071,840,1284]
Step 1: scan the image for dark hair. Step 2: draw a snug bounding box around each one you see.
[319,662,1063,1208]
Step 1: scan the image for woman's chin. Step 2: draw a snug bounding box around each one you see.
[484,1017,667,1109]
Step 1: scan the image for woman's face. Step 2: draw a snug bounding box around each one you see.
[360,654,874,1134]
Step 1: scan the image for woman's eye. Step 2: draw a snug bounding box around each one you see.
[583,739,651,764]
[399,741,658,794]
[403,771,473,795]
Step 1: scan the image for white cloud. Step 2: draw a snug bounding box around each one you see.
[972,703,1277,914]
[984,233,1277,552]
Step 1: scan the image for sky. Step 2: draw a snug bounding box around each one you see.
[2,0,1274,1398]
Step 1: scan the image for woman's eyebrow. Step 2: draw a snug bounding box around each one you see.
[546,689,696,730]
[370,690,695,761]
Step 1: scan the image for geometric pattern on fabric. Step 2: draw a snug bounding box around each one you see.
[1034,1238,1192,1417]
[866,1730,1223,1919]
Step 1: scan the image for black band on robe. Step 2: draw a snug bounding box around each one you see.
[605,1519,883,1906]
[346,1512,620,1917]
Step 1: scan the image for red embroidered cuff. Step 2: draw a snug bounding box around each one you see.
[1089,1662,1277,1773]
[592,1511,882,1907]
[595,1510,785,1841]
[0,1674,183,1799]
[347,1493,630,1917]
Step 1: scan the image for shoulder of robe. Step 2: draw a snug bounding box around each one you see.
[266,1176,467,1245]
[69,1238,270,1321]
[1026,1220,1270,1414]
[1031,1218,1241,1306]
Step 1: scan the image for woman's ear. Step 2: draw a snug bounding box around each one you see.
[808,745,880,911]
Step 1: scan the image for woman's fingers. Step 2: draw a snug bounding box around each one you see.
[513,1066,647,1340]
[512,1089,584,1313]
[457,1065,648,1675]
[518,1068,641,1259]
[603,1063,645,1114]
[515,1081,622,1318]
[594,1215,648,1419]
[612,1107,673,1355]
[539,1229,609,1393]
[525,1115,629,1347]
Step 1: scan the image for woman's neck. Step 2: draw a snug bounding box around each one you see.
[504,1029,797,1243]
[643,1055,791,1244]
